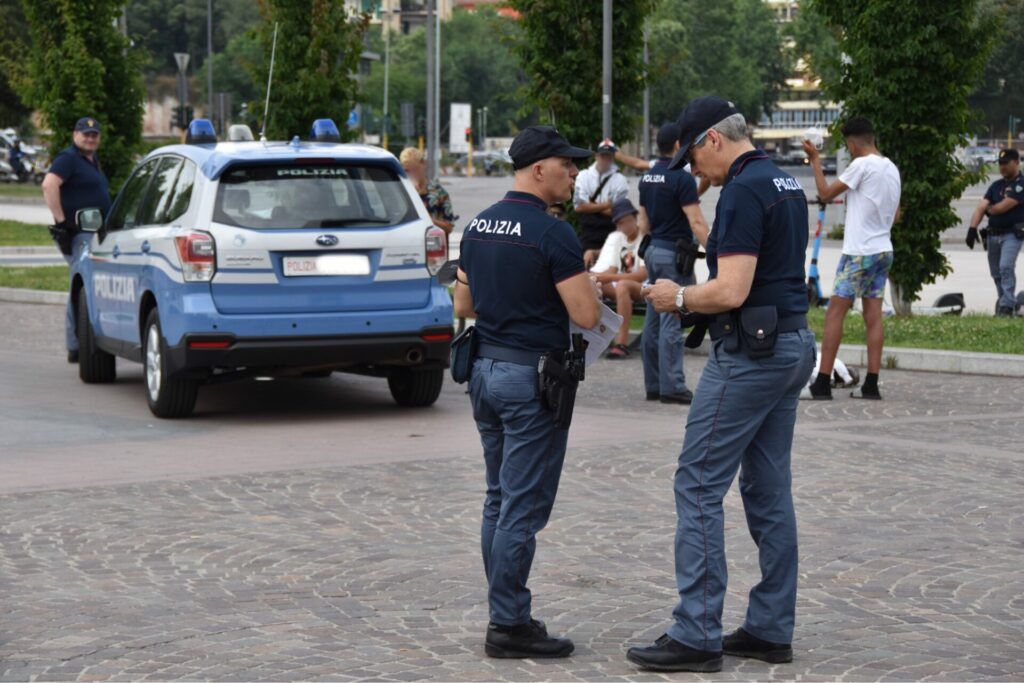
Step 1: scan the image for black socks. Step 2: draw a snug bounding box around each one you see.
[862,372,880,395]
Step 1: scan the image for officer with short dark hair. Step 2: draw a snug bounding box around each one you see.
[627,97,815,672]
[967,147,1023,316]
[42,117,111,363]
[452,125,600,659]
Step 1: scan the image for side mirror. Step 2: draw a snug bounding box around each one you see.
[436,259,460,286]
[76,207,103,233]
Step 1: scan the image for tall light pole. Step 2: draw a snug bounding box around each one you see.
[207,0,214,128]
[433,5,441,180]
[602,0,612,140]
[382,4,391,150]
[642,19,650,159]
[426,0,435,179]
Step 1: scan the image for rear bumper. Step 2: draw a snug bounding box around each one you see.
[165,325,453,376]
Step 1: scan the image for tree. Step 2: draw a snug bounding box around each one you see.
[971,0,1024,139]
[250,0,369,141]
[12,0,144,192]
[506,0,657,148]
[809,0,995,311]
[0,1,31,128]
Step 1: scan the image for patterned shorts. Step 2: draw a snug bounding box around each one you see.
[833,252,894,299]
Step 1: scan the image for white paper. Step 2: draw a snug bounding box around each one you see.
[570,302,624,367]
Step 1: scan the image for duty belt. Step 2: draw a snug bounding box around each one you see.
[477,342,557,367]
[708,313,808,341]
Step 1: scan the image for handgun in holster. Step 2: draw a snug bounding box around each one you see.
[674,238,705,278]
[538,333,587,429]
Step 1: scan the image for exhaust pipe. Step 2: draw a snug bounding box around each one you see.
[406,348,424,364]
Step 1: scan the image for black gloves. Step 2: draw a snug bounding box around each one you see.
[966,227,979,249]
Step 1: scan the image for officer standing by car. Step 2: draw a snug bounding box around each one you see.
[452,125,600,659]
[967,148,1024,316]
[638,122,710,405]
[626,97,816,672]
[41,117,111,362]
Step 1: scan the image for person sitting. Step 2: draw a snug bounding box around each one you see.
[591,198,648,359]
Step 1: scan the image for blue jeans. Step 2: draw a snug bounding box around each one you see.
[469,357,570,626]
[62,234,90,353]
[667,329,816,651]
[987,231,1022,310]
[642,245,695,396]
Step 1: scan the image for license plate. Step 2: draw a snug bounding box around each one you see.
[283,254,371,277]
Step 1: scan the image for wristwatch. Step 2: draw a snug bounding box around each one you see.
[675,285,689,314]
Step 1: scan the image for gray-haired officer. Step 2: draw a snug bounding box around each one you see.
[452,125,600,658]
[627,97,815,672]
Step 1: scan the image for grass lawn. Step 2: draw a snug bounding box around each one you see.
[0,185,44,199]
[630,307,1023,355]
[0,220,53,246]
[0,265,68,292]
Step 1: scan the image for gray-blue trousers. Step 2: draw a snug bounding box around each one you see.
[987,231,1022,310]
[667,329,815,651]
[642,244,695,396]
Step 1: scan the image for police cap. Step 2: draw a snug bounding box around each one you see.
[74,117,101,134]
[509,125,591,170]
[668,96,740,170]
[998,148,1020,164]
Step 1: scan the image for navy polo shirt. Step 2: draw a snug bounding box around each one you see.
[48,145,111,225]
[706,150,809,317]
[984,172,1024,231]
[638,157,700,249]
[460,190,585,353]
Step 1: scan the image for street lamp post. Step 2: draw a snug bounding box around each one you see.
[426,0,435,179]
[207,0,214,130]
[382,9,391,150]
[601,0,612,140]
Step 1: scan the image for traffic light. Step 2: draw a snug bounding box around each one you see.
[172,105,195,130]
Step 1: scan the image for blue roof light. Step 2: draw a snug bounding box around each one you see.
[310,118,341,142]
[186,118,217,145]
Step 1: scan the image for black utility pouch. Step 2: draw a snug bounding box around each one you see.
[449,326,477,384]
[674,239,704,278]
[1014,223,1024,240]
[637,233,651,260]
[48,224,74,256]
[738,306,779,359]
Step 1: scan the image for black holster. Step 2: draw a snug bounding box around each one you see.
[49,223,75,256]
[538,334,586,429]
[448,326,477,383]
[674,239,705,278]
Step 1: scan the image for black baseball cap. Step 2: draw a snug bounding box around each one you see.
[668,96,740,170]
[596,138,618,154]
[508,125,591,170]
[74,117,101,133]
[611,198,638,224]
[656,122,681,154]
[998,148,1020,164]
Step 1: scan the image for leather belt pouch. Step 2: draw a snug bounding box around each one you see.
[449,326,477,384]
[738,306,778,359]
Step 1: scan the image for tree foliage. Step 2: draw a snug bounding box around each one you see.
[971,0,1024,138]
[506,0,657,149]
[0,1,32,128]
[250,0,370,142]
[11,0,144,192]
[809,0,995,309]
[647,0,787,127]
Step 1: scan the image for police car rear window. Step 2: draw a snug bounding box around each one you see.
[213,164,418,229]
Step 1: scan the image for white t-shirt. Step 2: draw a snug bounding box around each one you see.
[591,230,645,274]
[573,163,629,208]
[839,154,901,255]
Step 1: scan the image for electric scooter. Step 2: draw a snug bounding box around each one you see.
[807,199,830,307]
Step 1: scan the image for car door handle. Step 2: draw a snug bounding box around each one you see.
[141,241,151,253]
[112,245,121,258]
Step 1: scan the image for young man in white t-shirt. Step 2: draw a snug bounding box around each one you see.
[590,198,648,359]
[803,116,902,400]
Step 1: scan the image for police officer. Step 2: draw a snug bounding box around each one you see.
[967,148,1023,316]
[452,125,600,659]
[639,122,710,404]
[41,117,111,363]
[627,97,816,672]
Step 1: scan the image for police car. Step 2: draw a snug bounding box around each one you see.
[69,119,453,418]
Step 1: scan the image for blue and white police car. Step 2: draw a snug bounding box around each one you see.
[69,119,453,418]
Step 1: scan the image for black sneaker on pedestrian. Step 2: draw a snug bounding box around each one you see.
[808,381,832,400]
[485,619,574,659]
[850,386,882,400]
[660,391,693,405]
[626,634,722,672]
[67,350,79,364]
[723,627,793,663]
[996,306,1014,317]
[645,392,660,401]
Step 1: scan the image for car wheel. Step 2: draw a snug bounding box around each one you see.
[387,367,443,407]
[77,288,116,384]
[144,308,198,418]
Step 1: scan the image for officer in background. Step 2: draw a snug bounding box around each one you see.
[573,138,629,266]
[452,125,600,659]
[967,148,1023,316]
[41,117,111,363]
[627,97,816,672]
[638,122,711,404]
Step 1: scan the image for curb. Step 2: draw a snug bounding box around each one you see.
[0,286,65,305]
[0,196,45,206]
[0,246,60,255]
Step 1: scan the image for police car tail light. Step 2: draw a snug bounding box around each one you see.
[174,231,216,282]
[425,226,447,277]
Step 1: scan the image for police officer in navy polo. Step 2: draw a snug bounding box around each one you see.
[639,121,710,404]
[627,97,816,672]
[967,147,1024,316]
[452,125,600,659]
[42,116,111,363]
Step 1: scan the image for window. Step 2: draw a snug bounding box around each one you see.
[106,159,158,232]
[164,160,196,223]
[213,163,418,229]
[137,156,183,225]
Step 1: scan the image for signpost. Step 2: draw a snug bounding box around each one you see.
[450,102,472,176]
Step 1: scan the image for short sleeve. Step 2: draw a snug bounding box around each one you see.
[48,151,75,181]
[573,173,590,207]
[591,233,620,272]
[984,182,1001,204]
[544,220,586,283]
[676,171,699,207]
[715,185,764,257]
[433,182,455,222]
[839,158,864,190]
[610,174,629,203]
[1005,180,1024,203]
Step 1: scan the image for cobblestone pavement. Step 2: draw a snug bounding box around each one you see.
[2,305,1024,680]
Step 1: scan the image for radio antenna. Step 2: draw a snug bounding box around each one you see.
[259,22,279,142]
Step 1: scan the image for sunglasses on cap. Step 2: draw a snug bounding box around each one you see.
[684,129,712,165]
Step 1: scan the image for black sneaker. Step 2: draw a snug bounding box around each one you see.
[850,386,882,400]
[626,634,722,672]
[645,392,660,401]
[660,391,693,405]
[485,618,574,659]
[808,381,832,400]
[67,350,79,364]
[723,627,793,663]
